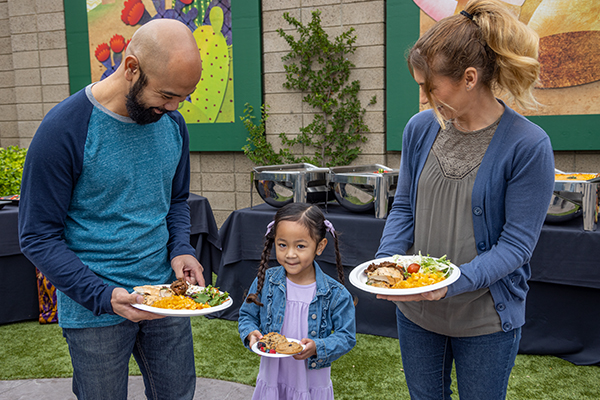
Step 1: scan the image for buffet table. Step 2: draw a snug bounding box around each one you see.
[0,193,220,325]
[215,203,600,365]
[0,201,38,325]
[519,217,600,366]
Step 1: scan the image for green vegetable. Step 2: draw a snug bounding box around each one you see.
[193,293,210,304]
[393,252,453,279]
[419,254,452,278]
[191,285,230,306]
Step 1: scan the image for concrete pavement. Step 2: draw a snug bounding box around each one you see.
[0,376,254,399]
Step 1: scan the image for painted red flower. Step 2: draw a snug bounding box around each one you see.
[121,0,146,26]
[180,0,193,4]
[94,43,110,63]
[110,34,126,53]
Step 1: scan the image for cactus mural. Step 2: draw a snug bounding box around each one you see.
[87,0,234,123]
[189,6,231,122]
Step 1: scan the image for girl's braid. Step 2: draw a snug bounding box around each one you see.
[245,234,274,307]
[331,233,344,285]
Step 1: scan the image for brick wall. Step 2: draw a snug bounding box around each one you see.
[0,0,16,146]
[1,0,599,228]
[0,0,68,149]
[195,0,391,227]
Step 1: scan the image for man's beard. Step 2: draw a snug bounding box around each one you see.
[125,69,167,125]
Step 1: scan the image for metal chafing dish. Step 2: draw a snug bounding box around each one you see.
[546,169,600,231]
[328,164,398,219]
[251,163,332,208]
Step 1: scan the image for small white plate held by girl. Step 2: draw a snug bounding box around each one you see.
[349,255,461,296]
[251,338,306,358]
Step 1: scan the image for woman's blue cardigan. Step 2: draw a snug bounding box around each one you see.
[377,103,555,332]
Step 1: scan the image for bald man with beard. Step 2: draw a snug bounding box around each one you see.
[19,19,204,400]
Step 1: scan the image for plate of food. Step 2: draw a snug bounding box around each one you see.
[349,254,460,295]
[251,332,306,358]
[131,279,232,317]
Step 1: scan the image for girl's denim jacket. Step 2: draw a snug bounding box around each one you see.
[238,262,356,370]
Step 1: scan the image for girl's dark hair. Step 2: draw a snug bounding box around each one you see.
[245,203,344,306]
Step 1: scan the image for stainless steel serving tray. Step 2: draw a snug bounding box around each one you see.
[251,163,332,208]
[328,164,398,219]
[547,170,599,231]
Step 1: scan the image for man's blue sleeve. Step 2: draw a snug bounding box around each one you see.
[19,90,116,316]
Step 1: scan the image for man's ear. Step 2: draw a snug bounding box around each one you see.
[123,55,140,81]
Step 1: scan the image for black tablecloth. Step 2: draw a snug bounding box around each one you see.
[0,201,38,325]
[215,203,600,365]
[519,217,600,365]
[187,193,222,284]
[0,193,220,325]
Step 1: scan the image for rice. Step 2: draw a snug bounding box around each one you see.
[151,295,211,310]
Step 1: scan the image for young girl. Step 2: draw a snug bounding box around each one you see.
[238,202,356,399]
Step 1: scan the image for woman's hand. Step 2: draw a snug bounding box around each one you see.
[376,286,448,302]
[247,330,263,348]
[294,338,316,360]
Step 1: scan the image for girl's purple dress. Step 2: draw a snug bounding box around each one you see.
[252,278,335,400]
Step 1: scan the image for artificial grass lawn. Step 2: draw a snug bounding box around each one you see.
[1,317,599,399]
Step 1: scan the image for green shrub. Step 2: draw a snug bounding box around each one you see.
[243,10,376,168]
[241,103,295,166]
[0,146,28,196]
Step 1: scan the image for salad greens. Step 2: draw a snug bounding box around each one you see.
[191,285,230,306]
[392,252,453,278]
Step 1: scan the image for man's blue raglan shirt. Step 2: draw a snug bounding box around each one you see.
[19,85,197,328]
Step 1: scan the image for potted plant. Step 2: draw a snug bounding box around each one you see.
[0,146,27,197]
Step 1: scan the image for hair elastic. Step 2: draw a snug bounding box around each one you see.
[264,219,336,238]
[265,221,275,237]
[324,219,336,238]
[460,10,474,20]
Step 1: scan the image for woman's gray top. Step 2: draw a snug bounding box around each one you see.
[396,117,503,337]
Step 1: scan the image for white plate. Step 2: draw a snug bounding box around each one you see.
[251,338,305,358]
[349,256,461,295]
[131,286,233,317]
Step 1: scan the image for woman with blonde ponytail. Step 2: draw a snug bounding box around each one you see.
[375,1,555,398]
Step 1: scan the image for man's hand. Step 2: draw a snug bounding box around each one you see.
[171,254,205,286]
[376,286,448,302]
[111,287,165,322]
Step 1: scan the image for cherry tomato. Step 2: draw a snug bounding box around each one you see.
[407,263,420,274]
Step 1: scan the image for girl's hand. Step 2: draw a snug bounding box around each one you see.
[294,338,316,360]
[247,330,263,348]
[376,286,448,302]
